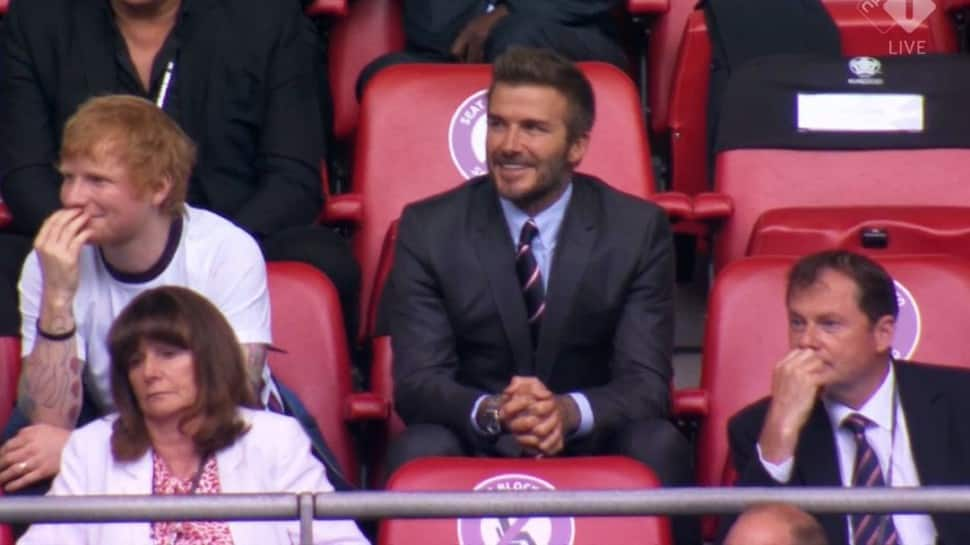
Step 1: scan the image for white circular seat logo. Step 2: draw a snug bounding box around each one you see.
[892,280,921,360]
[448,89,489,180]
[457,474,575,545]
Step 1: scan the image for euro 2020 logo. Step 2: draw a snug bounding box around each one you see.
[857,0,936,34]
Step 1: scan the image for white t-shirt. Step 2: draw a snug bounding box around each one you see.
[18,206,272,410]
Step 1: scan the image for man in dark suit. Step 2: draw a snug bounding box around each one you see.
[356,0,627,97]
[0,0,359,340]
[385,47,697,544]
[727,250,970,545]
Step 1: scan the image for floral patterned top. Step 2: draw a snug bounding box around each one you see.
[150,452,235,545]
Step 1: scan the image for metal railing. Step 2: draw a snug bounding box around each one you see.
[5,487,970,544]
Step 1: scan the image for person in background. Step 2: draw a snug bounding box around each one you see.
[356,0,627,97]
[723,503,828,545]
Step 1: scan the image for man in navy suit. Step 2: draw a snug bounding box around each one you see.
[726,250,970,545]
[384,47,697,544]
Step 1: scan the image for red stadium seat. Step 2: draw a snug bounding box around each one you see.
[676,254,970,537]
[304,0,348,16]
[379,456,671,545]
[659,1,960,196]
[328,0,405,142]
[265,262,387,486]
[0,337,20,432]
[0,203,11,230]
[646,0,696,136]
[327,61,689,342]
[700,149,970,271]
[748,206,970,260]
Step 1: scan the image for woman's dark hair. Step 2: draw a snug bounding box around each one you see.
[108,286,258,461]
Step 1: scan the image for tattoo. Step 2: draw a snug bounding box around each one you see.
[18,337,84,427]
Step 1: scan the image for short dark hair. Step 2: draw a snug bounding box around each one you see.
[488,47,595,142]
[108,286,258,461]
[787,250,898,323]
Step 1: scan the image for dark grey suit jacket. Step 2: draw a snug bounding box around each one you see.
[387,173,674,445]
[727,361,970,545]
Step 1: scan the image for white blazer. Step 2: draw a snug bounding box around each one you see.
[18,408,369,545]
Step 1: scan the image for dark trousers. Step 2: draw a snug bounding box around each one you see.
[356,11,628,99]
[385,418,702,545]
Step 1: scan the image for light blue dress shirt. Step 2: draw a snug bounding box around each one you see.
[470,182,595,438]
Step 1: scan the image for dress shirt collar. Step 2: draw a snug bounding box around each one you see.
[823,360,896,434]
[499,181,573,250]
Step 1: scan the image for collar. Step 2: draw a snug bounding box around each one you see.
[824,360,896,433]
[100,214,184,284]
[499,181,573,249]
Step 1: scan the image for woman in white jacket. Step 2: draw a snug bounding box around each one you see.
[19,285,369,545]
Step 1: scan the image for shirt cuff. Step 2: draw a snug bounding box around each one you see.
[756,442,795,483]
[470,394,489,435]
[568,393,594,438]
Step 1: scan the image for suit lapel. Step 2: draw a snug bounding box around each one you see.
[534,178,598,381]
[74,1,117,97]
[469,181,534,375]
[896,362,948,486]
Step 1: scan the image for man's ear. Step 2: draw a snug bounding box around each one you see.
[873,314,896,355]
[567,133,589,167]
[150,176,174,208]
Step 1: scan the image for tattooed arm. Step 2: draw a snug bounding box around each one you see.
[17,208,92,428]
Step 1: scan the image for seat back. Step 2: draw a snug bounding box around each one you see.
[696,254,970,498]
[713,149,970,270]
[708,51,970,270]
[0,337,20,432]
[664,1,960,195]
[265,262,358,485]
[328,0,405,141]
[379,456,671,545]
[352,62,658,340]
[748,206,970,259]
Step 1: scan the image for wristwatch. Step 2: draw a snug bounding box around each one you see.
[477,396,503,438]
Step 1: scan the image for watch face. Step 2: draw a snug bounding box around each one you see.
[484,409,502,436]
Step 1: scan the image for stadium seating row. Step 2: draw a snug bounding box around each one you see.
[5,250,970,544]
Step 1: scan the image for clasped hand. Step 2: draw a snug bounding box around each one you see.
[499,376,576,457]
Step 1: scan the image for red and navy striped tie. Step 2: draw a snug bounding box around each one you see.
[516,219,545,348]
[842,413,900,545]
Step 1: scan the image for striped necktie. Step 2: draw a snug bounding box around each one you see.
[842,413,900,545]
[516,219,545,349]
